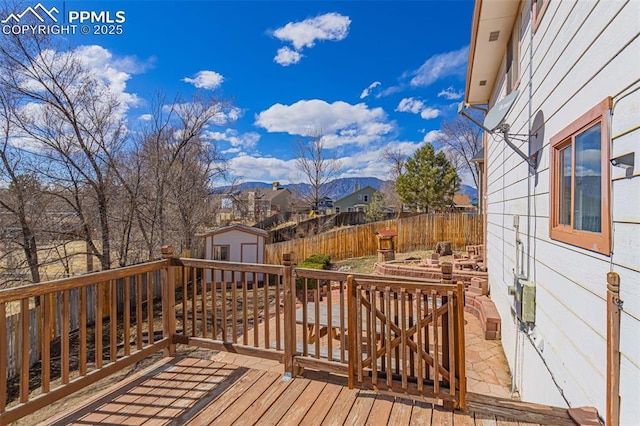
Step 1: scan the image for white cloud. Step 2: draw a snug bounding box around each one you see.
[229,153,299,183]
[225,138,437,183]
[138,114,153,121]
[396,98,440,120]
[209,106,243,125]
[12,45,142,153]
[420,108,441,120]
[437,86,464,100]
[271,12,350,66]
[273,12,351,50]
[73,45,141,108]
[423,130,445,143]
[274,47,303,66]
[255,99,393,148]
[335,140,427,180]
[360,81,381,99]
[396,97,425,114]
[182,70,224,90]
[205,129,260,150]
[409,46,468,87]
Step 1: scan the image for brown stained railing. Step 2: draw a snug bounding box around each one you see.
[347,276,466,409]
[0,259,170,425]
[172,257,286,362]
[1,249,468,424]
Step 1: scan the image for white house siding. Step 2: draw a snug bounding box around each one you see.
[483,0,639,422]
[203,228,266,284]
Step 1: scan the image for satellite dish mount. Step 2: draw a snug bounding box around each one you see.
[459,89,537,169]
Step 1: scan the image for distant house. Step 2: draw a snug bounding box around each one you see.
[200,224,268,283]
[333,185,378,213]
[316,197,334,214]
[228,182,291,224]
[451,194,475,213]
[464,0,639,423]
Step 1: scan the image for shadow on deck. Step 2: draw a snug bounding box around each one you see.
[40,353,576,426]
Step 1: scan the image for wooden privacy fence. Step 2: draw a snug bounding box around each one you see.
[1,248,467,424]
[264,213,482,264]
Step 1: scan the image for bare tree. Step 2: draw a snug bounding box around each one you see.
[129,93,229,258]
[0,6,233,276]
[0,74,47,285]
[293,131,342,213]
[0,29,128,271]
[381,146,407,214]
[382,147,406,181]
[433,113,483,189]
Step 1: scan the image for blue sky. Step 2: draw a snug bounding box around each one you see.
[4,0,476,185]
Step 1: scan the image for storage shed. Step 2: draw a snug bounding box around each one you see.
[200,224,269,284]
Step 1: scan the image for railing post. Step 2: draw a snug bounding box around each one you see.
[607,272,621,426]
[282,253,296,375]
[162,246,177,356]
[441,262,453,373]
[456,281,466,409]
[347,275,355,389]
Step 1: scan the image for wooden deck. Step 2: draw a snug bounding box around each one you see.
[40,354,576,426]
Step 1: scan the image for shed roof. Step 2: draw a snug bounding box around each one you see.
[199,224,269,238]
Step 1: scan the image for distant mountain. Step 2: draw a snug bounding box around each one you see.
[218,177,477,202]
[320,177,387,200]
[458,184,478,200]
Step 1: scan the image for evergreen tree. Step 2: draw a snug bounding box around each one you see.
[395,144,459,213]
[365,191,386,222]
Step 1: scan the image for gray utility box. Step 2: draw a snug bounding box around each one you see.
[509,277,536,324]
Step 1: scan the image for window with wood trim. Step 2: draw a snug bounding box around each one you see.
[533,0,550,33]
[550,98,611,255]
[506,6,521,93]
[213,245,229,261]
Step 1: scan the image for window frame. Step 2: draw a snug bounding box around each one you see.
[533,0,550,33]
[506,4,522,94]
[212,244,230,261]
[549,97,611,256]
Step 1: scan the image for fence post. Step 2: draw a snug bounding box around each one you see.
[161,246,177,356]
[282,253,297,376]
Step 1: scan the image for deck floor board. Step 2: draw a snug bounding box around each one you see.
[343,389,376,425]
[388,397,414,425]
[366,393,395,425]
[299,381,343,425]
[321,385,359,425]
[253,377,309,425]
[38,354,576,426]
[276,379,326,426]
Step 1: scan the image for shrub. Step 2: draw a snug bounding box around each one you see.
[296,254,332,290]
[303,254,331,268]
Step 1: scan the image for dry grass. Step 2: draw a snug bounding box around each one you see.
[332,249,460,274]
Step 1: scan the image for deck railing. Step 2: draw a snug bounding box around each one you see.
[0,255,171,425]
[0,246,467,424]
[347,277,466,408]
